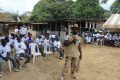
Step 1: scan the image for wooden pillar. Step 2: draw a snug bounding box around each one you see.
[93,22,95,32]
[68,21,71,35]
[60,21,62,31]
[89,22,92,31]
[55,22,57,31]
[85,21,88,28]
[50,22,51,31]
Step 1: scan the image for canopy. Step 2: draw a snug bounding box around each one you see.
[103,14,120,29]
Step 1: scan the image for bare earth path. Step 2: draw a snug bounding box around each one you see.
[1,45,120,80]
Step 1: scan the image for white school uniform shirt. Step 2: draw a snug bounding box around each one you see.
[43,39,50,46]
[0,44,11,57]
[86,36,91,43]
[53,41,62,48]
[104,35,108,39]
[21,37,27,42]
[95,33,100,38]
[93,34,96,38]
[112,35,117,40]
[0,36,5,40]
[36,38,43,45]
[116,36,119,40]
[20,27,27,35]
[108,34,112,40]
[101,34,104,38]
[14,28,18,34]
[10,38,17,45]
[49,35,56,39]
[14,41,27,55]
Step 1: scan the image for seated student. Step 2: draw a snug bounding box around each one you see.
[107,33,112,46]
[36,36,43,46]
[35,36,44,55]
[85,34,92,44]
[114,34,120,47]
[14,37,31,69]
[0,39,19,77]
[26,32,33,43]
[95,32,101,45]
[104,33,109,46]
[53,37,64,59]
[43,37,50,51]
[9,33,17,46]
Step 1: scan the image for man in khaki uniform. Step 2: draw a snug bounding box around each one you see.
[60,24,82,80]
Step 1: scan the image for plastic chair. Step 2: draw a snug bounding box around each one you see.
[29,43,41,64]
[43,44,53,59]
[4,60,12,72]
[8,60,12,72]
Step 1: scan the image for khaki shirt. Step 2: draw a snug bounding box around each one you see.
[64,35,81,58]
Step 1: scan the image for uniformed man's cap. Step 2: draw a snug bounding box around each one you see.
[70,24,80,29]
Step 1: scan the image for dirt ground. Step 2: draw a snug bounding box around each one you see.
[1,45,120,80]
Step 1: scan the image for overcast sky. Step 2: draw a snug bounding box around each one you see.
[0,0,116,14]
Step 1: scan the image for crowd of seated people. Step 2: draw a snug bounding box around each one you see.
[84,31,120,47]
[0,25,64,77]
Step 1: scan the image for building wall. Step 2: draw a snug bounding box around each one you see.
[0,23,3,33]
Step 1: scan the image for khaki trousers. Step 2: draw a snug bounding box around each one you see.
[62,56,77,76]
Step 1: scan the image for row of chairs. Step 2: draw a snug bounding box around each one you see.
[7,43,54,71]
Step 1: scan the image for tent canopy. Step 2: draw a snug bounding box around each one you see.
[103,14,120,29]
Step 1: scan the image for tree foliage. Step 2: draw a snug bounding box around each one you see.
[0,11,30,22]
[30,0,74,22]
[73,0,105,20]
[110,0,120,13]
[0,11,14,21]
[30,0,105,22]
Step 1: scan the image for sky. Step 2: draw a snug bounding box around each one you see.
[0,0,116,14]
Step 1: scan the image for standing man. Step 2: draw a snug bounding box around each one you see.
[60,24,82,80]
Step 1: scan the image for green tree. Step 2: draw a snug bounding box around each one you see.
[20,12,31,22]
[0,10,30,22]
[73,0,105,20]
[0,11,14,21]
[30,0,74,22]
[110,0,120,13]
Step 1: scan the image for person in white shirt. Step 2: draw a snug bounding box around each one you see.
[14,26,19,34]
[19,25,27,37]
[53,37,64,59]
[35,36,44,55]
[104,33,109,45]
[26,32,33,43]
[95,32,101,45]
[14,37,31,69]
[0,39,19,76]
[21,36,27,43]
[43,37,50,47]
[107,33,112,46]
[43,37,50,52]
[36,36,43,46]
[85,34,92,44]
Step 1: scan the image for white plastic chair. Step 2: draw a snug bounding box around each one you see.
[4,60,12,72]
[43,44,53,59]
[8,60,12,72]
[29,43,41,64]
